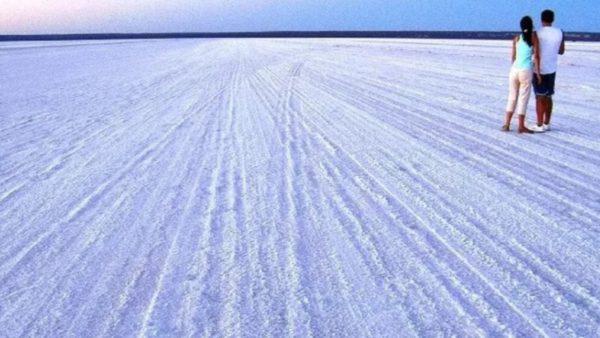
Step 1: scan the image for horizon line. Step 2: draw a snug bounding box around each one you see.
[2,30,599,42]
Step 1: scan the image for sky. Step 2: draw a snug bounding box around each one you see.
[1,0,599,34]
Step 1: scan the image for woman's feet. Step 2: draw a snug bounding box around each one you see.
[501,114,540,134]
[517,115,533,134]
[503,112,514,131]
[518,126,534,134]
[501,124,534,133]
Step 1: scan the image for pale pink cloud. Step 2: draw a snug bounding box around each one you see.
[0,0,280,34]
[0,0,118,33]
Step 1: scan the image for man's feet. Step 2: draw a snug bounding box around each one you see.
[530,125,546,133]
[518,127,534,134]
[501,124,510,132]
[543,124,551,131]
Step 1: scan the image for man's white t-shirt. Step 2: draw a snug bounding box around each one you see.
[537,26,563,74]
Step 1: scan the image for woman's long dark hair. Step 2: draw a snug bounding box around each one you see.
[520,16,534,47]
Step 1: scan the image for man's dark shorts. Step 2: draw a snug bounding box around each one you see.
[533,72,556,96]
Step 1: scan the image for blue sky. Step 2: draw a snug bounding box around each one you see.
[1,0,598,34]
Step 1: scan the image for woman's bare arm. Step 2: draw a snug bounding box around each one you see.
[511,35,517,63]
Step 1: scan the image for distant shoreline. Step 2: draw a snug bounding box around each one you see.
[1,31,599,42]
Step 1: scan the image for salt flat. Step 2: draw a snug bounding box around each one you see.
[1,38,599,337]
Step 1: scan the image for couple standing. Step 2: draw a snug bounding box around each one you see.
[502,9,565,134]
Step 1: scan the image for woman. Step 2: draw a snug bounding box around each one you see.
[502,16,542,133]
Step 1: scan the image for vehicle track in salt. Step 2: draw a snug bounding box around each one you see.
[1,38,599,337]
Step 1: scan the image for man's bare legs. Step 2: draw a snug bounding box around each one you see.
[544,97,553,125]
[536,95,546,127]
[536,95,553,126]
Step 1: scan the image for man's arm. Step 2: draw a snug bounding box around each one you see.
[559,30,566,55]
[533,33,542,84]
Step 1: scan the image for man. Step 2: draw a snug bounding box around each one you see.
[531,9,565,132]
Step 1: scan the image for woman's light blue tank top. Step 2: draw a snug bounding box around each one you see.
[514,34,533,70]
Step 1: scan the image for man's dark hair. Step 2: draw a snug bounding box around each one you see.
[542,9,555,24]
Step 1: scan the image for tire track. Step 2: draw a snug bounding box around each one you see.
[260,59,490,335]
[0,86,227,286]
[8,99,203,336]
[304,65,600,224]
[187,59,240,337]
[277,71,550,336]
